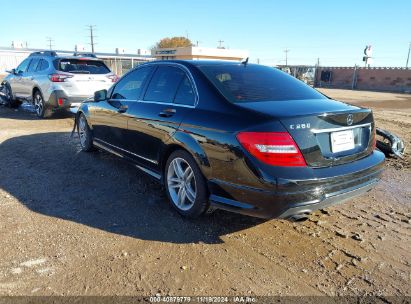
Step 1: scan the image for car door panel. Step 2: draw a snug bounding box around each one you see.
[124,65,197,168]
[13,58,32,97]
[125,102,192,168]
[88,99,129,150]
[23,57,41,99]
[88,65,154,154]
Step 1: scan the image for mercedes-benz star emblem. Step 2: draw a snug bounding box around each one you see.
[347,114,354,126]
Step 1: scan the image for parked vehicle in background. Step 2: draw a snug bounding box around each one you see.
[0,51,117,118]
[76,60,384,220]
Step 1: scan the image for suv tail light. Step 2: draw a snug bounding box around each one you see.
[106,74,118,83]
[237,132,307,167]
[49,73,73,82]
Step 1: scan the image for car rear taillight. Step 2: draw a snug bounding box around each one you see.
[106,74,118,83]
[372,127,376,150]
[237,132,307,167]
[49,73,73,82]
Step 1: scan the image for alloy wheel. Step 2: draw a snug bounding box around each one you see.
[4,86,11,101]
[79,115,87,148]
[34,94,43,116]
[167,157,197,211]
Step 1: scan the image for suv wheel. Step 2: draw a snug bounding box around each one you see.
[165,150,209,218]
[78,113,94,152]
[33,91,51,118]
[2,84,18,108]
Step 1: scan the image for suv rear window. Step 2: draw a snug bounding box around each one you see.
[54,59,110,74]
[198,64,326,102]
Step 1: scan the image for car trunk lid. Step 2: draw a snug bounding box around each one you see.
[64,74,112,96]
[236,99,375,168]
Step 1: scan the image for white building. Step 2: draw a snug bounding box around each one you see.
[152,46,249,61]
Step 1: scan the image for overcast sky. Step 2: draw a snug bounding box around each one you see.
[1,0,410,67]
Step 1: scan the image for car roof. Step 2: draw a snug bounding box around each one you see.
[144,60,245,68]
[55,56,102,61]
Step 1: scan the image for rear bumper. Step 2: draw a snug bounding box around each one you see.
[47,90,90,110]
[208,151,385,219]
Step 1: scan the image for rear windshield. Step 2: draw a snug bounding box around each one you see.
[198,64,326,102]
[54,59,110,74]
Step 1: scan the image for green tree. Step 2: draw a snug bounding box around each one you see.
[155,36,193,49]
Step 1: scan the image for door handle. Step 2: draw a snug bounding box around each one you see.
[117,105,128,113]
[159,108,176,117]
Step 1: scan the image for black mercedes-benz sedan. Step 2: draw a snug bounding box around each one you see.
[76,60,384,219]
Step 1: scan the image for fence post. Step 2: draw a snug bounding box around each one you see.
[351,65,358,90]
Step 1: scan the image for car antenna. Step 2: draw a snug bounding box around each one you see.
[240,57,249,66]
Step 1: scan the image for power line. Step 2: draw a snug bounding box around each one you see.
[87,25,97,53]
[46,37,54,50]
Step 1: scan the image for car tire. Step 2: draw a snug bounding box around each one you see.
[2,83,19,108]
[33,90,51,118]
[78,113,94,152]
[165,150,209,218]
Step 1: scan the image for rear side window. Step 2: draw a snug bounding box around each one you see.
[144,66,185,103]
[174,76,195,106]
[111,66,152,100]
[37,59,49,72]
[27,58,40,72]
[55,59,110,74]
[198,64,326,102]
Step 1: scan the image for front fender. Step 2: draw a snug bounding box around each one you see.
[168,131,212,178]
[77,103,93,129]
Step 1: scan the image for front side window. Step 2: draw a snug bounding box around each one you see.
[198,64,326,103]
[144,66,185,103]
[111,66,152,100]
[15,58,31,74]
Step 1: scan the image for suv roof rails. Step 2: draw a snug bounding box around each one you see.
[29,50,57,57]
[73,52,97,58]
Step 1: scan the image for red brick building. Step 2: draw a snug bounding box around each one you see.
[315,67,411,93]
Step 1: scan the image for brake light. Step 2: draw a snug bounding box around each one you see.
[106,74,118,83]
[237,132,307,167]
[372,127,376,149]
[49,73,73,82]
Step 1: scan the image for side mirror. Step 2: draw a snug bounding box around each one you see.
[94,89,107,102]
[6,68,16,74]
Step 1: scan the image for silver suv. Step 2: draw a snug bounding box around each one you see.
[1,51,117,118]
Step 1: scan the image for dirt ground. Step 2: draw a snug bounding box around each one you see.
[0,89,410,299]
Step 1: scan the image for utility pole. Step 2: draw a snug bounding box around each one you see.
[87,25,96,53]
[284,48,290,66]
[46,37,54,50]
[218,40,224,49]
[406,42,411,69]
